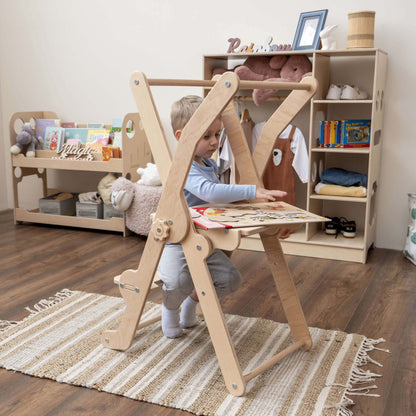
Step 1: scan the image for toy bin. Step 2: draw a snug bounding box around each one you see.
[76,201,104,219]
[103,203,123,220]
[39,193,76,216]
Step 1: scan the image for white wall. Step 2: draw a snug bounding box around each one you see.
[1,0,415,250]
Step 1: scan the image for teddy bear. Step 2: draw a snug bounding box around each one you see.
[10,123,43,157]
[233,55,312,105]
[110,163,162,236]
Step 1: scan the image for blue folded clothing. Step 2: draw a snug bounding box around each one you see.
[320,167,367,187]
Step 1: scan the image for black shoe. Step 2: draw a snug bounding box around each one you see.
[340,217,356,238]
[325,217,341,237]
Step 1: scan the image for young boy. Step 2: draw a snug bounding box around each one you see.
[158,95,289,338]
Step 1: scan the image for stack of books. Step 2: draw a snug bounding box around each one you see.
[318,119,371,148]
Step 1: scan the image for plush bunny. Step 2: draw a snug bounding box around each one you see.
[10,123,43,157]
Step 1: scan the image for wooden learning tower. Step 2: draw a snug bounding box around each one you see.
[102,71,319,396]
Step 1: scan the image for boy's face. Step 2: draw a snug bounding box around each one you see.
[194,118,222,163]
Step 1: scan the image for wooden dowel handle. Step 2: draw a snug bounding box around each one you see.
[147,78,311,91]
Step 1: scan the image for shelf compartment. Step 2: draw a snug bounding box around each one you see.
[14,208,125,232]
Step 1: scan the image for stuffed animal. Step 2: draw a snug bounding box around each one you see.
[252,55,312,105]
[137,163,162,186]
[233,55,312,105]
[111,177,162,236]
[10,123,43,157]
[98,172,117,204]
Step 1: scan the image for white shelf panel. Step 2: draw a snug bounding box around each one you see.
[311,147,370,154]
[313,99,373,104]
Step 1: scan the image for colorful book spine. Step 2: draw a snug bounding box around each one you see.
[319,121,325,147]
[324,121,331,147]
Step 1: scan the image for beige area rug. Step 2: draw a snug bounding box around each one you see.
[0,289,387,416]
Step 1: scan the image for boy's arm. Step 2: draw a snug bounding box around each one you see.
[186,174,256,204]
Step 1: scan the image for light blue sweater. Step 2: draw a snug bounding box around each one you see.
[184,158,256,207]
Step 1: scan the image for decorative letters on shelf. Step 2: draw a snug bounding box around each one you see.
[52,144,98,161]
[227,36,292,54]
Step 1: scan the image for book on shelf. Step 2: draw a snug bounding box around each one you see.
[61,122,77,128]
[86,129,110,146]
[64,128,90,144]
[36,119,60,140]
[319,119,371,148]
[87,122,104,129]
[44,126,65,151]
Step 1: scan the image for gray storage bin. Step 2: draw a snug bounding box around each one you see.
[103,203,123,220]
[76,201,103,219]
[39,193,76,216]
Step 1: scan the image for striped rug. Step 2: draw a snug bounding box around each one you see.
[0,289,386,416]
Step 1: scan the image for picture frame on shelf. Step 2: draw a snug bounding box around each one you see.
[293,9,328,51]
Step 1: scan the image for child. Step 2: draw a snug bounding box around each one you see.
[158,95,289,338]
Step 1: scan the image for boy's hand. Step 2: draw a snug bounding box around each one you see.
[255,187,292,238]
[255,187,287,201]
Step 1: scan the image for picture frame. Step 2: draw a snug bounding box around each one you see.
[292,10,328,51]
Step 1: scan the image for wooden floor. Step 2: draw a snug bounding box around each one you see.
[0,209,415,416]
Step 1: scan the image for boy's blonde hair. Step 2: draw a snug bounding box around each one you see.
[170,95,203,133]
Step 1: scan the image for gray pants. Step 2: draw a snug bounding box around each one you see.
[157,244,242,310]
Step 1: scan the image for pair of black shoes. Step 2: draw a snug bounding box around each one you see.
[325,217,356,238]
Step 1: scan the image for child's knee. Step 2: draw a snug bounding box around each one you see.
[214,267,242,297]
[229,268,242,292]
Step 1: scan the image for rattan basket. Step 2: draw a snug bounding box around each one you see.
[347,11,375,48]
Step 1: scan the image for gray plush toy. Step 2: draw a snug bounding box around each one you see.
[10,123,43,157]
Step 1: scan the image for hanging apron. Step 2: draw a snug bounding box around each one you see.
[262,125,296,206]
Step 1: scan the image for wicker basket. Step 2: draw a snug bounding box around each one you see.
[347,11,375,49]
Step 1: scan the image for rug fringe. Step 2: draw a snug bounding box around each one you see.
[325,337,388,416]
[0,320,19,332]
[24,288,75,316]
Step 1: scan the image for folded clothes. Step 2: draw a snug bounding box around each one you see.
[315,182,367,197]
[321,167,367,187]
[78,191,102,204]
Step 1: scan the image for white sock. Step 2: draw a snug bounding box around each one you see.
[180,296,198,328]
[161,304,183,338]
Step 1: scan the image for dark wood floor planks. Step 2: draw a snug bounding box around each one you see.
[0,209,413,416]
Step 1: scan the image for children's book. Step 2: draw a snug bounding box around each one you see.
[112,118,123,129]
[86,129,110,145]
[61,122,77,128]
[64,128,90,144]
[341,120,371,147]
[87,123,104,129]
[111,131,123,149]
[36,119,60,140]
[44,127,65,151]
[190,202,327,230]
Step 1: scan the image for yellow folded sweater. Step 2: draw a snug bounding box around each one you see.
[314,182,367,197]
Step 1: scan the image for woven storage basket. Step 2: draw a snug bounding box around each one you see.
[347,11,375,48]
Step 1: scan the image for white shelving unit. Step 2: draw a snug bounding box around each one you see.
[204,49,387,263]
[9,111,151,235]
